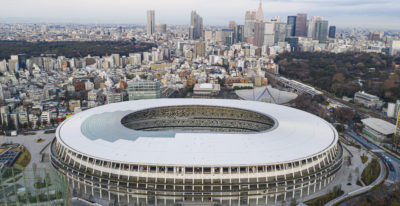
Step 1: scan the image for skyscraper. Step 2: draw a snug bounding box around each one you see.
[287,15,297,37]
[244,11,257,41]
[190,11,203,40]
[263,22,275,46]
[308,16,323,38]
[274,22,287,43]
[295,13,307,37]
[314,20,329,43]
[236,25,244,43]
[329,26,336,38]
[146,10,155,36]
[256,0,264,22]
[254,22,265,47]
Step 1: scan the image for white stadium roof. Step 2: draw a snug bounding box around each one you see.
[57,99,338,166]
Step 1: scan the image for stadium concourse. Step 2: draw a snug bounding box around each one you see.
[50,99,343,205]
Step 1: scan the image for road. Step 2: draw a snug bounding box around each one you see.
[325,129,394,205]
[346,129,399,184]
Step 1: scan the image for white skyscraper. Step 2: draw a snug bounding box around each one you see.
[147,10,155,36]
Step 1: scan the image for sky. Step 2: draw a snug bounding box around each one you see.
[1,0,400,30]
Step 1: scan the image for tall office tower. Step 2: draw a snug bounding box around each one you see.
[147,10,155,36]
[194,42,206,58]
[17,54,26,70]
[274,22,287,43]
[295,13,307,37]
[244,11,257,40]
[314,20,329,43]
[236,25,244,43]
[111,54,120,67]
[263,22,275,46]
[156,24,167,33]
[328,26,336,38]
[308,16,323,38]
[189,11,203,40]
[254,22,265,47]
[229,21,237,43]
[256,0,264,22]
[287,15,297,37]
[229,21,237,30]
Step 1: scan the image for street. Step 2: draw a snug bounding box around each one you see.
[346,129,399,184]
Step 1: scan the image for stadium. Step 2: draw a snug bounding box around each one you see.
[50,99,343,205]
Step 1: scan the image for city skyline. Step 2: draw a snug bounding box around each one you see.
[1,0,400,30]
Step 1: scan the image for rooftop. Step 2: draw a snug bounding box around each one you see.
[361,118,395,135]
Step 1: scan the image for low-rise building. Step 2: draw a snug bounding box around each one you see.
[354,91,384,108]
[193,83,220,97]
[361,118,396,142]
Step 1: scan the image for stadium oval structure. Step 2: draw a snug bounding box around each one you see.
[50,99,343,205]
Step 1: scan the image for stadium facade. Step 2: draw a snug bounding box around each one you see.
[50,99,343,205]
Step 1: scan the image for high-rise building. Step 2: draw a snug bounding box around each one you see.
[254,22,265,47]
[244,11,257,40]
[17,54,27,70]
[263,22,275,46]
[314,20,329,43]
[156,24,167,34]
[147,10,155,36]
[287,15,297,37]
[190,11,203,40]
[274,22,287,43]
[256,0,264,22]
[328,26,336,38]
[308,16,323,38]
[295,13,307,37]
[111,54,120,67]
[229,21,237,30]
[194,42,206,58]
[236,25,244,43]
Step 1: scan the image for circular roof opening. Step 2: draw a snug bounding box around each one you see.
[121,105,276,133]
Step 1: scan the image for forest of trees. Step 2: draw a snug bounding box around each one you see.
[276,52,400,102]
[0,40,156,59]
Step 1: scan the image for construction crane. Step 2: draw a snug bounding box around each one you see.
[395,110,400,149]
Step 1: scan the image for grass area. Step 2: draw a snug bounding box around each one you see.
[361,158,381,185]
[0,148,6,153]
[35,138,45,143]
[305,185,343,206]
[44,129,56,134]
[361,155,369,164]
[13,146,31,167]
[22,132,36,136]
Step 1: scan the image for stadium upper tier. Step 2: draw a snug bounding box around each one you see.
[56,99,338,166]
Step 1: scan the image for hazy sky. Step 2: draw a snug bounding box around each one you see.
[1,0,400,29]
